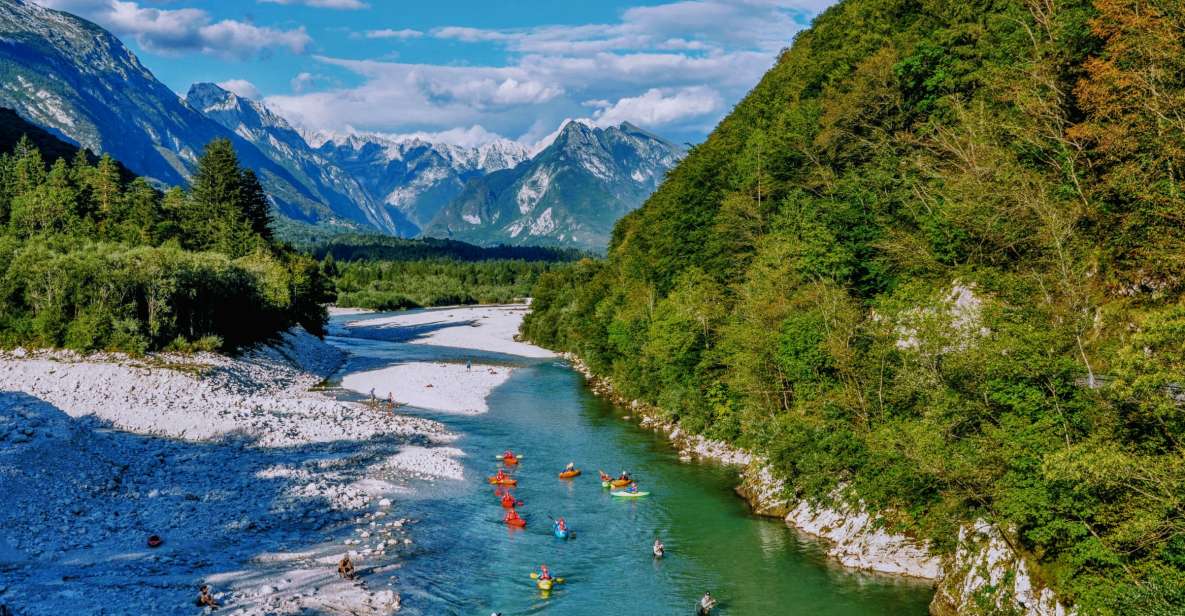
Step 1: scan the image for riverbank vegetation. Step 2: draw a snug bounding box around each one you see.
[0,136,332,353]
[310,234,581,310]
[523,1,1185,613]
[328,258,567,310]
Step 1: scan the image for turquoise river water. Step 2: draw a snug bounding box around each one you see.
[328,310,935,615]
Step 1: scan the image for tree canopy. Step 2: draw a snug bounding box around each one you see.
[0,136,332,353]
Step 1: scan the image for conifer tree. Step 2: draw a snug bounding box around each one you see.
[240,169,273,242]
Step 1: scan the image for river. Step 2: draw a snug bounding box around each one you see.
[327,309,934,615]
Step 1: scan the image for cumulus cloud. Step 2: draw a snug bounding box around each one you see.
[590,86,722,128]
[36,0,310,59]
[217,79,262,100]
[259,0,368,9]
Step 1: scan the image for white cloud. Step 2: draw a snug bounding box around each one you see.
[591,86,722,128]
[259,0,368,9]
[363,28,424,40]
[381,125,510,148]
[290,72,320,93]
[217,79,262,100]
[36,0,311,60]
[269,0,832,140]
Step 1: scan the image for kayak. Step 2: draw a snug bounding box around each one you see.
[611,490,650,498]
[554,526,570,539]
[505,516,526,527]
[558,469,581,479]
[499,455,521,465]
[488,477,518,486]
[610,479,631,488]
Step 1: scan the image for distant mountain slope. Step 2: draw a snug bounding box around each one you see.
[425,121,683,249]
[186,83,415,236]
[0,106,130,176]
[0,0,360,232]
[308,131,529,232]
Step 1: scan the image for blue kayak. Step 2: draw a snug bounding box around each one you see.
[553,525,571,539]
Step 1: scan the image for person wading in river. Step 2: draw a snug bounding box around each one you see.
[697,591,717,615]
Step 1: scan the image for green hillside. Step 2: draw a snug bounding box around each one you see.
[523,1,1185,613]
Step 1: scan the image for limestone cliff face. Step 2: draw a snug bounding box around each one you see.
[932,522,1075,616]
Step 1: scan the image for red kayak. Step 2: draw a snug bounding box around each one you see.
[505,516,526,527]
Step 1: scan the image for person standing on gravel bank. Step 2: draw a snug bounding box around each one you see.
[338,553,356,579]
[196,585,219,609]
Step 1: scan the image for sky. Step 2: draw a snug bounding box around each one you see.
[34,0,837,146]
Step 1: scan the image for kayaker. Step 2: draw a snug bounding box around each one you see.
[504,508,523,524]
[196,585,219,609]
[564,462,576,472]
[653,539,665,557]
[537,564,552,581]
[494,468,508,482]
[627,482,639,494]
[502,450,516,460]
[555,517,568,532]
[599,470,612,482]
[697,591,716,615]
[501,493,516,507]
[618,470,631,482]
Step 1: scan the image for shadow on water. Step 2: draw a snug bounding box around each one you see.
[0,390,421,615]
[325,320,936,616]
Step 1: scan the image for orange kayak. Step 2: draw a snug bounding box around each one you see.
[489,477,518,486]
[502,455,521,465]
[505,516,526,527]
[558,469,581,479]
[610,479,631,488]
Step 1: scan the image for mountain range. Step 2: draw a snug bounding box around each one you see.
[0,0,684,249]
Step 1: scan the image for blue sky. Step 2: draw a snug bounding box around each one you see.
[38,0,836,145]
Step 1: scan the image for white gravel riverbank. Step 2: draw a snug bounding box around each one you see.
[0,328,456,615]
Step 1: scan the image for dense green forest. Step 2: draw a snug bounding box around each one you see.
[328,258,570,310]
[523,0,1185,613]
[0,136,332,353]
[312,234,581,310]
[310,234,587,263]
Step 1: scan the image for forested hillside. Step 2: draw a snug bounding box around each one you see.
[0,134,332,352]
[523,0,1185,613]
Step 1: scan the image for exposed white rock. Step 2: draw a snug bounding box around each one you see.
[787,499,942,579]
[932,521,1076,616]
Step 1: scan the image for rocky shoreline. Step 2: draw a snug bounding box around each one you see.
[561,352,1075,616]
